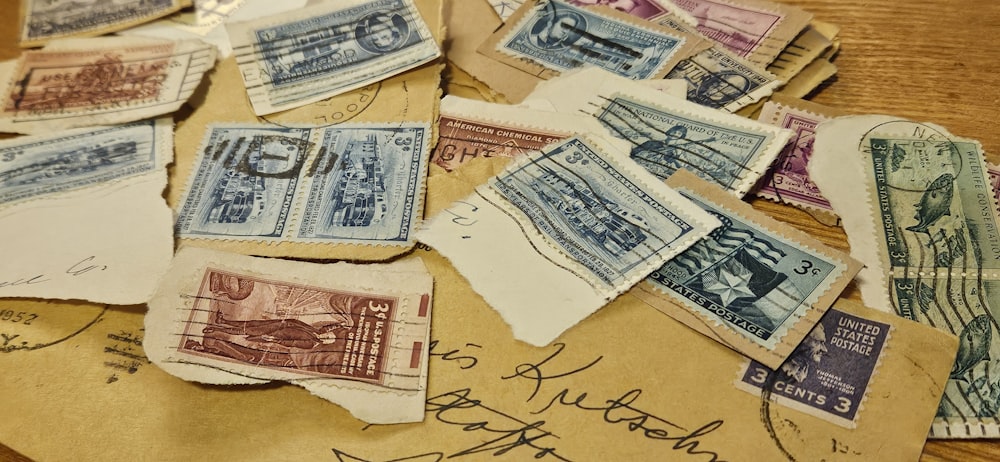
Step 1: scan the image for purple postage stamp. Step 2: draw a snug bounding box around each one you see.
[736,308,891,428]
[671,0,782,58]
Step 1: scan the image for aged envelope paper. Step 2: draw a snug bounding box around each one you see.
[169,0,444,261]
[480,0,710,81]
[0,243,957,461]
[17,0,190,47]
[810,115,1000,438]
[145,246,433,424]
[0,119,173,305]
[419,135,720,346]
[632,169,862,370]
[0,36,215,134]
[527,69,792,196]
[226,0,441,115]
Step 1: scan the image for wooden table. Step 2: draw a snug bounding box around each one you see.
[1,0,999,460]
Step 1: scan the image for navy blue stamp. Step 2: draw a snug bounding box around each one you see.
[738,308,890,428]
[298,124,428,243]
[0,120,159,205]
[500,0,684,79]
[254,0,425,88]
[176,126,313,239]
[24,0,175,41]
[646,190,840,348]
[595,95,776,192]
[489,137,700,288]
[666,47,775,110]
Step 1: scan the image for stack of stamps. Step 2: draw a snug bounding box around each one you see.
[145,246,434,424]
[811,115,1000,438]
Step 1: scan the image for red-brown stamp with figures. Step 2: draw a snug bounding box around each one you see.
[432,115,567,171]
[179,269,398,384]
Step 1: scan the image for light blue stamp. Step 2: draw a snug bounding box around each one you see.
[646,187,844,350]
[175,125,313,239]
[488,136,703,289]
[298,124,428,243]
[495,0,685,79]
[0,119,162,206]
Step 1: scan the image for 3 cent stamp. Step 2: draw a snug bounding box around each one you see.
[432,115,568,171]
[737,308,891,428]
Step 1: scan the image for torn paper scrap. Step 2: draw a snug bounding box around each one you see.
[18,0,189,47]
[418,135,719,345]
[0,119,174,305]
[226,0,441,115]
[0,37,216,134]
[145,246,434,424]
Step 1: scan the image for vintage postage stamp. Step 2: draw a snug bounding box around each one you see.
[430,95,597,172]
[0,119,169,208]
[481,0,708,80]
[175,122,430,247]
[418,134,717,346]
[0,37,216,134]
[227,0,440,115]
[754,95,843,224]
[988,162,1000,205]
[592,91,791,196]
[736,307,892,429]
[670,0,812,67]
[658,15,780,112]
[18,0,187,47]
[297,126,427,243]
[486,136,717,292]
[810,115,1000,437]
[145,246,433,423]
[633,170,859,369]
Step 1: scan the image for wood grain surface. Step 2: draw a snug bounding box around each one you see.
[1,0,999,460]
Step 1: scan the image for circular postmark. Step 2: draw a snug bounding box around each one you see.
[529,10,587,51]
[857,120,965,194]
[261,80,381,127]
[692,71,752,107]
[355,11,411,54]
[0,299,106,353]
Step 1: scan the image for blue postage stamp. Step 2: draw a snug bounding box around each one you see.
[666,46,777,112]
[232,0,439,114]
[298,124,428,243]
[646,189,840,349]
[594,94,778,192]
[488,136,702,289]
[175,126,313,239]
[497,0,685,79]
[0,119,160,205]
[737,308,891,428]
[254,0,427,88]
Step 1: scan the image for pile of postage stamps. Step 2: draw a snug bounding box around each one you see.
[5,0,1000,449]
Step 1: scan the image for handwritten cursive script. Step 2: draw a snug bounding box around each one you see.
[0,255,107,289]
[502,343,726,462]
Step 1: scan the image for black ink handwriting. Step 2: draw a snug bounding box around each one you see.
[501,342,602,401]
[428,339,481,369]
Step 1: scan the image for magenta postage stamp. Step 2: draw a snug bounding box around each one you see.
[672,0,782,57]
[736,308,891,428]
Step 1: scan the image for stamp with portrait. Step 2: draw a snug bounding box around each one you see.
[18,0,186,47]
[0,38,215,134]
[481,0,709,80]
[754,95,844,224]
[736,307,891,429]
[227,0,440,115]
[0,119,171,208]
[670,0,812,67]
[175,122,430,248]
[810,115,1000,437]
[658,15,780,112]
[633,169,860,369]
[592,92,791,197]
